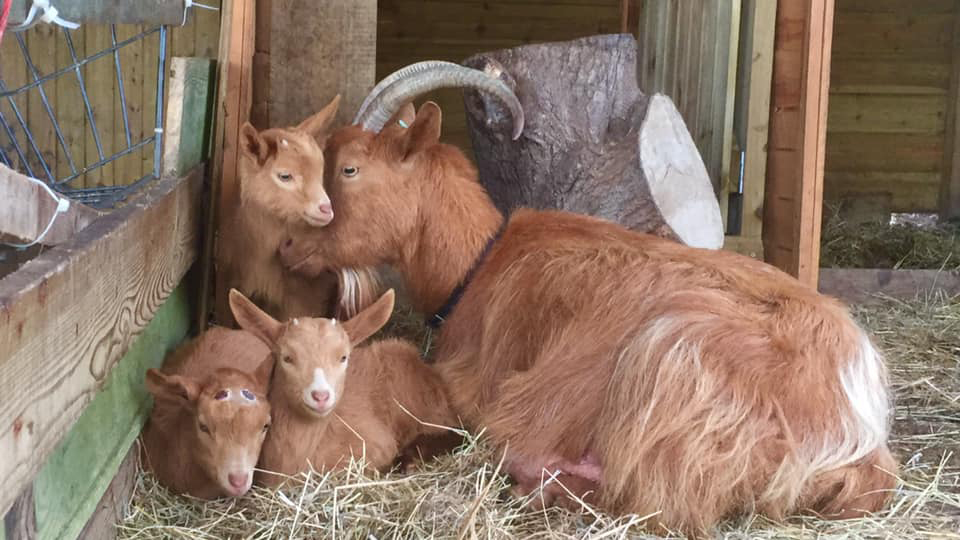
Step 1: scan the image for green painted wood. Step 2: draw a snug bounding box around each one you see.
[31,279,193,540]
[163,57,216,179]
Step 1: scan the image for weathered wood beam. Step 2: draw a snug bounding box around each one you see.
[819,268,960,305]
[0,167,202,517]
[0,164,104,246]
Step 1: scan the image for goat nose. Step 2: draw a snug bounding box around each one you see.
[228,472,248,489]
[317,202,333,216]
[312,390,330,405]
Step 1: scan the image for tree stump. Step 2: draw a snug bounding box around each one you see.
[462,34,723,249]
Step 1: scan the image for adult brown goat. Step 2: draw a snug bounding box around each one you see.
[276,64,896,536]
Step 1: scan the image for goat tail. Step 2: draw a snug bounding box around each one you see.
[335,266,384,319]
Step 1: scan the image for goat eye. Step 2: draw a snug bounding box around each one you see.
[277,172,293,182]
[340,355,348,363]
[282,355,293,364]
[199,423,211,435]
[342,166,358,177]
[262,423,270,432]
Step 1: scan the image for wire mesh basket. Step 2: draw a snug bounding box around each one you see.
[0,22,168,209]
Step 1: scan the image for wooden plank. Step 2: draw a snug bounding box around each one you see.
[207,0,256,326]
[0,167,202,518]
[83,26,116,188]
[824,171,942,213]
[827,132,943,172]
[739,0,777,239]
[940,2,960,220]
[35,284,191,540]
[0,163,104,246]
[194,0,223,58]
[819,268,960,305]
[795,0,835,287]
[828,94,947,134]
[26,25,57,184]
[76,445,139,540]
[837,0,956,13]
[114,24,144,186]
[0,27,33,179]
[723,234,764,260]
[832,12,954,61]
[55,28,86,186]
[162,58,215,178]
[830,59,951,95]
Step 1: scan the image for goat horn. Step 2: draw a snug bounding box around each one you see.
[354,61,463,125]
[355,62,525,140]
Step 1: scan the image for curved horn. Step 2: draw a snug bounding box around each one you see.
[357,63,525,140]
[354,61,463,125]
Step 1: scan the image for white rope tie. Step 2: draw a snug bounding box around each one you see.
[181,0,220,26]
[9,0,79,32]
[4,176,71,250]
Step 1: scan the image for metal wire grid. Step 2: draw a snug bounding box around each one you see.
[0,24,168,208]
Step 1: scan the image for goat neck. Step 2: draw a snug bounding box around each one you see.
[398,152,505,316]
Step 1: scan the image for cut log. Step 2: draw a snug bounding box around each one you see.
[0,163,103,246]
[462,34,724,249]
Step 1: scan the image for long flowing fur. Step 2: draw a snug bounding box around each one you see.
[280,104,897,536]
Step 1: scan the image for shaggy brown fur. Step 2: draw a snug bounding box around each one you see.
[228,288,456,488]
[277,102,897,536]
[141,327,273,499]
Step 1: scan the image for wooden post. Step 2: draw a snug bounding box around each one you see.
[940,2,960,221]
[250,0,377,129]
[203,0,256,327]
[764,0,835,287]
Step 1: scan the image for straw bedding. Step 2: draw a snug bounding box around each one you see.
[118,293,960,539]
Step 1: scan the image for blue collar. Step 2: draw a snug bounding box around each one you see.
[426,220,507,329]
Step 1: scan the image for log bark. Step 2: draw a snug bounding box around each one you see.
[462,34,723,249]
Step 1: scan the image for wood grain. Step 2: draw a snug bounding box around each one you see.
[0,163,104,246]
[209,0,256,326]
[0,167,202,518]
[819,268,960,305]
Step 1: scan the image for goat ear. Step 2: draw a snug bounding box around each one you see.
[297,94,341,139]
[252,356,275,390]
[240,122,268,164]
[229,288,284,348]
[401,102,442,159]
[387,102,416,130]
[146,369,199,405]
[342,288,395,346]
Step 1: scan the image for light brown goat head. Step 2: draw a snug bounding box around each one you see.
[238,95,341,227]
[229,287,395,417]
[145,361,272,497]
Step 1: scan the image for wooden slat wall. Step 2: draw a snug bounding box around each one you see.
[824,0,958,213]
[0,8,221,190]
[377,0,623,156]
[637,0,742,221]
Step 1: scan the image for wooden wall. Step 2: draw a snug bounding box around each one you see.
[376,0,624,156]
[0,5,220,190]
[824,0,959,213]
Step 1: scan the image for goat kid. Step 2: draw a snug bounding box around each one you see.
[228,288,456,487]
[142,326,273,499]
[274,71,897,536]
[223,94,379,324]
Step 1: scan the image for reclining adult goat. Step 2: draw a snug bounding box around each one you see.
[223,95,380,323]
[276,63,897,536]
